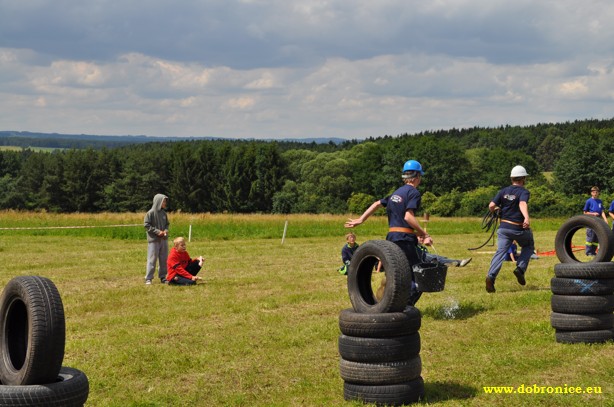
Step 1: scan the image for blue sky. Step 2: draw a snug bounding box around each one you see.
[1,0,613,139]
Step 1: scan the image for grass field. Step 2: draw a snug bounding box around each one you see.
[0,212,612,406]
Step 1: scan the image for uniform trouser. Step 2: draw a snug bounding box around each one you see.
[392,240,423,306]
[586,228,598,255]
[487,228,534,281]
[424,253,459,265]
[145,239,168,281]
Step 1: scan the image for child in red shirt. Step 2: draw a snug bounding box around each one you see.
[166,237,205,285]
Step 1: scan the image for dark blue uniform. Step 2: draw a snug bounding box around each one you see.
[487,185,534,280]
[380,184,423,305]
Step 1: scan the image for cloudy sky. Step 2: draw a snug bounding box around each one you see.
[1,0,614,140]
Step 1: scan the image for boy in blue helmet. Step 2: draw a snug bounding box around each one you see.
[345,159,432,305]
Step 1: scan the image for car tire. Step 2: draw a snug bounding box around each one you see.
[0,276,65,385]
[555,329,614,344]
[553,262,614,279]
[0,366,89,406]
[347,240,411,314]
[338,333,420,363]
[343,377,424,405]
[550,312,614,331]
[340,355,422,385]
[551,294,614,314]
[550,277,614,296]
[338,307,421,338]
[554,215,614,263]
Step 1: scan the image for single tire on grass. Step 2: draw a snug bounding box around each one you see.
[343,377,424,406]
[550,312,614,331]
[554,215,614,263]
[553,262,614,279]
[550,277,614,296]
[338,333,420,363]
[340,355,422,385]
[555,329,614,344]
[347,240,411,313]
[551,294,614,314]
[0,276,65,386]
[0,366,89,407]
[338,307,421,338]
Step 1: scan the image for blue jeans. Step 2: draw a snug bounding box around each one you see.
[487,228,534,281]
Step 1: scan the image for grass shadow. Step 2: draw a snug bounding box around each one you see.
[422,380,478,403]
[421,300,490,320]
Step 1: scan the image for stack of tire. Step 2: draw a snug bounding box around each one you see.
[338,240,424,406]
[552,215,614,344]
[0,276,89,406]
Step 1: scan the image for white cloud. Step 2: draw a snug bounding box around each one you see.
[1,1,614,138]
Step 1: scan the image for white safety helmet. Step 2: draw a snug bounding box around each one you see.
[510,165,529,177]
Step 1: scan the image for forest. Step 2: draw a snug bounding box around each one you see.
[1,118,614,217]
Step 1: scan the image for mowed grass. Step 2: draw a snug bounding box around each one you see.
[0,212,612,406]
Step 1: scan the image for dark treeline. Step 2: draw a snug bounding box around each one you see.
[2,118,614,216]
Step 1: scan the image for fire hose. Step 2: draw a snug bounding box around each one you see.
[468,207,500,251]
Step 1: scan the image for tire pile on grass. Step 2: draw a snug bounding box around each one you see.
[552,215,614,344]
[339,240,424,406]
[0,276,89,406]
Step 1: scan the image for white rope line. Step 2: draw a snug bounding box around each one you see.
[0,224,141,230]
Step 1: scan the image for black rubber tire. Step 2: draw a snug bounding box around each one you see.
[338,333,420,363]
[338,307,421,338]
[340,355,422,385]
[347,240,411,313]
[0,276,65,386]
[554,215,614,263]
[550,277,614,296]
[343,377,424,405]
[551,294,614,314]
[0,366,89,406]
[553,262,614,279]
[550,312,614,331]
[555,329,614,344]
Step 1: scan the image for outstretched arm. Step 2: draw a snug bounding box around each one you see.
[345,201,382,228]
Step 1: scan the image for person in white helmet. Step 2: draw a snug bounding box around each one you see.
[485,165,535,293]
[345,159,432,305]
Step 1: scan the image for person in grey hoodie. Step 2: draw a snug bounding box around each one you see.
[144,194,170,284]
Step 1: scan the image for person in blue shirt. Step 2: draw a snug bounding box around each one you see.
[584,186,609,256]
[504,241,518,262]
[485,165,535,293]
[608,197,614,231]
[338,232,359,275]
[344,160,431,305]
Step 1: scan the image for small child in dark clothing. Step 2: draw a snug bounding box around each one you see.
[338,232,359,275]
[504,242,518,262]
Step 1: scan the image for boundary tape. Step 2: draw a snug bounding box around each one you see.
[0,224,141,230]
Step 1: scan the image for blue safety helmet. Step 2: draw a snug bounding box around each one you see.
[402,160,424,175]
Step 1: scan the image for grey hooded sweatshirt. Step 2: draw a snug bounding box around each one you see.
[144,194,169,242]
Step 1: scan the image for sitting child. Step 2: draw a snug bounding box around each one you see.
[504,241,518,262]
[167,237,205,285]
[338,232,359,275]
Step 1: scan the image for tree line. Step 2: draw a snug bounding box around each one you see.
[1,118,614,216]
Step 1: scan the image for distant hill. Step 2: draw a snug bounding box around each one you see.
[0,131,347,149]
